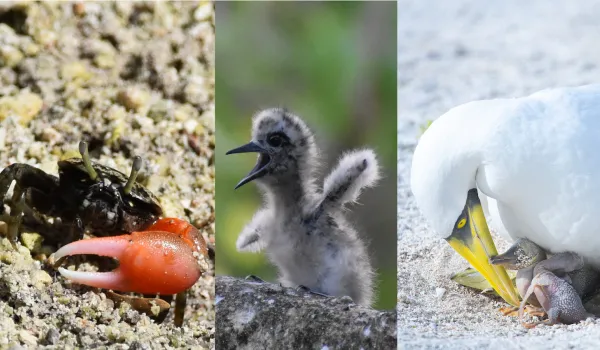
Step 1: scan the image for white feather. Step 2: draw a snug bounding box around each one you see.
[411,84,600,267]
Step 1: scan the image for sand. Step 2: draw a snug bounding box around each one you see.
[398,0,600,348]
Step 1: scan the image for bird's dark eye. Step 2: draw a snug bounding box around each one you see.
[267,134,283,147]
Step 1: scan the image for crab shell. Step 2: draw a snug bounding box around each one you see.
[59,158,163,234]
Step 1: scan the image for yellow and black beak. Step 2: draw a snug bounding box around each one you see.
[446,188,520,306]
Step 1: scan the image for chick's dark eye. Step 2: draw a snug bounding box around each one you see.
[267,134,283,147]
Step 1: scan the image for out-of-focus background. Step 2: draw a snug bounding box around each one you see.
[216,1,396,309]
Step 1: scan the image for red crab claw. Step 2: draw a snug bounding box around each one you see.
[54,230,202,295]
[146,217,208,258]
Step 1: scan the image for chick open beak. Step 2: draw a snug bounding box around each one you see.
[226,141,271,189]
[489,245,521,270]
[446,189,520,306]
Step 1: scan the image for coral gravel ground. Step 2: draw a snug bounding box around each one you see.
[0,2,214,348]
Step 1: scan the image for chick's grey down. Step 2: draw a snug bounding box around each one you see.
[492,238,596,326]
[227,108,380,306]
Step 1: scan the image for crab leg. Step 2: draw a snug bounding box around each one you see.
[54,230,202,295]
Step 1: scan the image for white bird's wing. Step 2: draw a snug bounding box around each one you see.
[474,84,600,265]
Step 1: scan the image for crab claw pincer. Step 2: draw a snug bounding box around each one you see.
[54,230,202,295]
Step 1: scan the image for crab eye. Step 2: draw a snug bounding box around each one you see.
[267,134,283,147]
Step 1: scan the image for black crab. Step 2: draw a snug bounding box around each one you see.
[0,141,163,248]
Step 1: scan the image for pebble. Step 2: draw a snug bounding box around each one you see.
[20,232,44,252]
[18,330,38,346]
[117,88,150,111]
[194,3,212,22]
[60,61,92,81]
[183,79,209,106]
[435,287,446,299]
[30,270,53,290]
[0,45,24,68]
[40,127,62,143]
[44,328,60,345]
[0,91,43,125]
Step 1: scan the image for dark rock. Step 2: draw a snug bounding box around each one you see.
[216,276,396,349]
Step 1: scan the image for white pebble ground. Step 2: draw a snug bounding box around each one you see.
[398,0,600,349]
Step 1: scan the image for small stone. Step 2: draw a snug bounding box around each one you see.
[0,46,24,67]
[106,104,127,122]
[150,300,162,317]
[158,195,186,219]
[23,42,40,56]
[45,328,60,345]
[117,88,150,111]
[30,270,53,290]
[19,330,38,346]
[73,2,86,16]
[183,79,209,105]
[173,107,190,122]
[41,127,62,143]
[88,39,118,69]
[0,252,14,264]
[194,3,212,22]
[94,52,115,69]
[26,143,44,159]
[20,232,44,252]
[0,91,44,125]
[184,119,198,134]
[35,30,57,47]
[129,341,150,350]
[435,287,446,299]
[148,100,171,122]
[61,61,92,82]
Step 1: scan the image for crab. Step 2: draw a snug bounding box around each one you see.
[0,141,163,248]
[53,217,209,326]
[0,141,209,325]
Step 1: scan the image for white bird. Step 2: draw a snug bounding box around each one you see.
[411,84,600,306]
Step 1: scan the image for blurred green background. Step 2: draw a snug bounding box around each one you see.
[216,1,397,310]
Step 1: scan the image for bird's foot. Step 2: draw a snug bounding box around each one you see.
[295,285,330,298]
[522,319,541,329]
[501,305,546,318]
[245,275,265,283]
[500,306,518,316]
[524,305,546,318]
[518,304,547,329]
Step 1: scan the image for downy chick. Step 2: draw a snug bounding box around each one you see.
[492,238,597,326]
[226,108,380,306]
[491,238,600,301]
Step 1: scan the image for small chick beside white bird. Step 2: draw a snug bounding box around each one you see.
[227,108,380,306]
[411,84,600,307]
[491,238,597,326]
